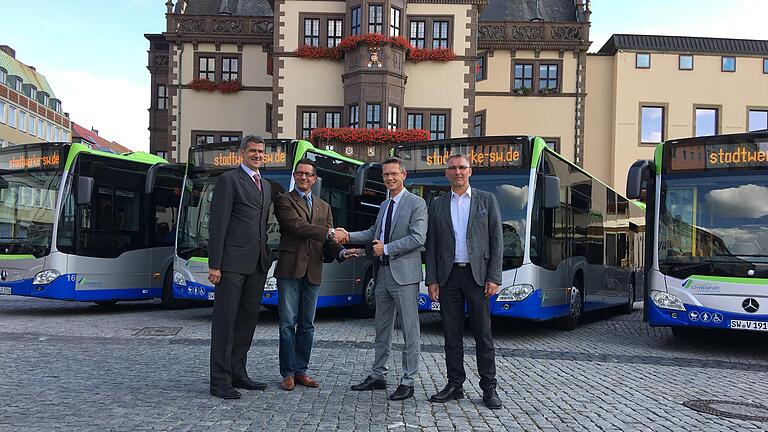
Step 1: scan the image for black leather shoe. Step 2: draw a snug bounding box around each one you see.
[350,375,387,391]
[482,389,502,410]
[232,377,267,390]
[429,383,464,403]
[210,385,241,399]
[388,385,414,401]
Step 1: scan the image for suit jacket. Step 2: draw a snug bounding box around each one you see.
[425,188,503,287]
[273,190,342,285]
[208,167,273,274]
[348,189,427,286]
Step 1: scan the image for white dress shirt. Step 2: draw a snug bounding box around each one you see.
[450,186,472,263]
[381,190,405,256]
[240,163,260,183]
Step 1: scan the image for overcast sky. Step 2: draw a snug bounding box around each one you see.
[1,0,766,152]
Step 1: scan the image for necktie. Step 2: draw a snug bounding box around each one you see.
[252,172,262,192]
[303,194,313,220]
[383,199,394,264]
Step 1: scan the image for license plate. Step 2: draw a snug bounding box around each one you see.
[207,292,215,300]
[730,320,768,332]
[430,301,440,311]
[0,287,11,295]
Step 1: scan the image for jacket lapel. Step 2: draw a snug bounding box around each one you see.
[389,190,408,233]
[238,168,262,204]
[467,193,480,236]
[290,190,312,222]
[443,193,455,241]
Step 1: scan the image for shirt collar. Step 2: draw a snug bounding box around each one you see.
[240,163,259,178]
[295,188,311,200]
[451,186,472,200]
[390,189,405,205]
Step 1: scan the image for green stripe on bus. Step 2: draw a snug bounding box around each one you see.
[654,143,664,171]
[0,254,35,259]
[188,257,209,263]
[295,139,364,168]
[530,136,547,169]
[687,275,768,286]
[64,142,168,173]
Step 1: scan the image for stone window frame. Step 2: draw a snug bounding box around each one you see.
[721,56,736,72]
[367,4,384,34]
[638,103,668,146]
[157,85,168,110]
[678,54,694,71]
[476,51,488,81]
[365,102,382,129]
[349,104,359,128]
[350,7,362,36]
[266,103,273,133]
[193,53,243,82]
[693,104,722,137]
[473,110,486,137]
[406,108,451,139]
[511,59,563,95]
[406,112,423,129]
[635,52,651,69]
[406,16,454,50]
[327,18,344,48]
[387,105,400,130]
[299,13,346,48]
[297,106,344,138]
[542,137,561,154]
[747,107,768,132]
[390,7,402,37]
[763,58,768,74]
[191,130,242,146]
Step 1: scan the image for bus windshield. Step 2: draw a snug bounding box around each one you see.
[406,171,530,269]
[659,171,768,279]
[0,145,65,257]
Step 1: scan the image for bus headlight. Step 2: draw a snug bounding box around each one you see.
[265,277,277,291]
[497,284,534,301]
[651,290,685,311]
[173,271,186,287]
[33,269,61,285]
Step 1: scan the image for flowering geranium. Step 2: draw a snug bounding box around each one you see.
[310,128,429,145]
[217,80,241,93]
[187,78,217,91]
[295,33,455,63]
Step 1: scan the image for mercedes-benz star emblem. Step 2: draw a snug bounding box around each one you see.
[742,298,760,313]
[0,270,6,281]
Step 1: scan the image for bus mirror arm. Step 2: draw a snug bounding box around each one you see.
[543,175,560,209]
[626,160,651,200]
[75,175,95,205]
[353,163,382,198]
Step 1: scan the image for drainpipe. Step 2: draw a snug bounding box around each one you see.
[176,44,184,162]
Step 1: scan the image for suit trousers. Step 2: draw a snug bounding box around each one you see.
[439,264,497,391]
[210,269,267,387]
[370,265,421,386]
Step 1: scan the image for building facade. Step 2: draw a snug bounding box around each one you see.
[148,1,768,195]
[0,45,71,149]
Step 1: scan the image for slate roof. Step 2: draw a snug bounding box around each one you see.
[480,0,577,22]
[176,0,273,16]
[598,34,768,56]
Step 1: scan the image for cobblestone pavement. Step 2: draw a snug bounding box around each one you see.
[1,296,767,431]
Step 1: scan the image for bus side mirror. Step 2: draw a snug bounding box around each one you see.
[626,160,651,200]
[75,176,94,205]
[543,175,560,209]
[353,162,382,198]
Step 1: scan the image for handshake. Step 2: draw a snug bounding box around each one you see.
[328,227,364,259]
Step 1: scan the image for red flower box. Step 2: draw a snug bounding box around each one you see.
[295,33,455,63]
[217,80,241,93]
[187,78,217,91]
[310,128,429,145]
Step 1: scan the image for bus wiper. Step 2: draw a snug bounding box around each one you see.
[0,236,45,255]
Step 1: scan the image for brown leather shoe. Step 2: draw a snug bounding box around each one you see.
[280,376,295,391]
[295,374,320,388]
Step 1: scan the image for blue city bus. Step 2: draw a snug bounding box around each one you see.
[627,131,768,336]
[0,142,184,305]
[360,136,645,329]
[172,139,385,314]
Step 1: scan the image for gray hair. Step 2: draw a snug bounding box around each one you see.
[240,134,264,150]
[446,153,471,167]
[382,157,406,172]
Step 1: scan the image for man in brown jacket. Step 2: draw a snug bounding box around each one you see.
[274,158,356,391]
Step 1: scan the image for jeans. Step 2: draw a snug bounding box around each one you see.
[277,277,320,378]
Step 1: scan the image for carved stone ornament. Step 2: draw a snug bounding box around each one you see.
[212,18,243,33]
[153,54,169,67]
[367,47,383,68]
[551,26,582,40]
[478,25,505,40]
[345,146,354,156]
[177,18,205,33]
[510,26,544,40]
[251,20,274,35]
[367,147,376,157]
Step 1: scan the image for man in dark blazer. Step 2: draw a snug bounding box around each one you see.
[425,153,504,410]
[207,135,273,399]
[273,158,352,391]
[341,157,428,401]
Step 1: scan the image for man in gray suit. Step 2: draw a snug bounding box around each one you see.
[338,157,427,401]
[207,135,273,399]
[425,153,503,410]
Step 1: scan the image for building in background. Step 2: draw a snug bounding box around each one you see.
[0,45,71,148]
[71,122,132,154]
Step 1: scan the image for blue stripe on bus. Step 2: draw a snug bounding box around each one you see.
[261,292,363,309]
[1,275,160,301]
[174,281,213,300]
[418,290,572,321]
[647,301,768,329]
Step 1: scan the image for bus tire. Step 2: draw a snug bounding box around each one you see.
[621,277,636,315]
[557,275,583,331]
[162,268,191,309]
[356,272,376,318]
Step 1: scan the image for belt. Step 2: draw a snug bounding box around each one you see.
[453,262,469,267]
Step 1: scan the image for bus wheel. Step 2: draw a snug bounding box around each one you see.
[162,268,191,309]
[557,278,583,330]
[356,274,376,318]
[621,277,636,315]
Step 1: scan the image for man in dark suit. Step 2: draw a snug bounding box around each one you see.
[273,158,354,391]
[207,135,273,399]
[339,157,428,401]
[425,153,504,410]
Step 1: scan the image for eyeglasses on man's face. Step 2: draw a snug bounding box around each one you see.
[294,171,316,178]
[446,165,470,172]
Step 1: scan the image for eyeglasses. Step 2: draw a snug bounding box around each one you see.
[294,171,316,178]
[446,165,470,172]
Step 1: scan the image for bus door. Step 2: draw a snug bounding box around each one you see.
[147,163,184,294]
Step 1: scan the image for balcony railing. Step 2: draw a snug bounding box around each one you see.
[478,21,589,48]
[166,14,274,39]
